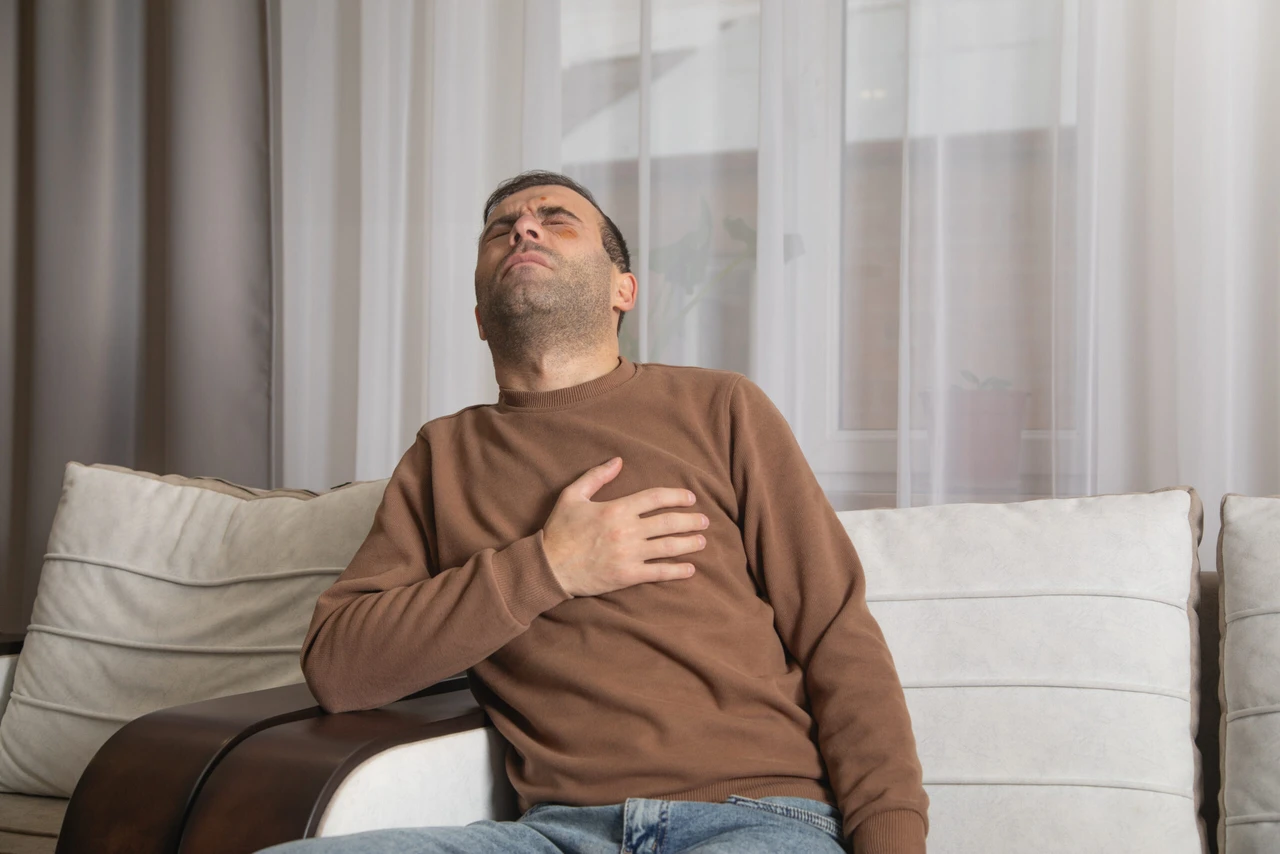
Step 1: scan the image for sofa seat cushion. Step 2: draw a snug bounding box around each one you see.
[0,463,388,797]
[0,792,65,853]
[1218,494,1280,854]
[839,488,1206,854]
[0,832,55,854]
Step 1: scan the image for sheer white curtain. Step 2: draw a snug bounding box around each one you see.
[273,0,1280,571]
[1089,0,1280,567]
[274,0,560,490]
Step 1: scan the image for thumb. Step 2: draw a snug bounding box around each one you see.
[576,456,622,499]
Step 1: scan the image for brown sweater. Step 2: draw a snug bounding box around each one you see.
[301,355,928,852]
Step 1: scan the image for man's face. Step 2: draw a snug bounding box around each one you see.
[474,185,630,356]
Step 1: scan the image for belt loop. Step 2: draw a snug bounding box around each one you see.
[621,797,669,854]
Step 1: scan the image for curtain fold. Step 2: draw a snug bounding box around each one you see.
[1092,0,1280,568]
[0,0,273,632]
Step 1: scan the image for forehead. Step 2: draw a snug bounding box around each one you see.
[487,184,596,223]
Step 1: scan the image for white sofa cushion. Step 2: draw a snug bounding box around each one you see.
[1218,494,1280,854]
[840,488,1205,854]
[0,463,386,797]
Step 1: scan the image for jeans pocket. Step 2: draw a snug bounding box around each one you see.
[724,795,844,842]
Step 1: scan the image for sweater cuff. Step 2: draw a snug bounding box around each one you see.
[492,528,571,625]
[851,809,927,854]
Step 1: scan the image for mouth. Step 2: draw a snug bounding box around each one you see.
[501,250,552,278]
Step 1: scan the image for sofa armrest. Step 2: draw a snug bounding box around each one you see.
[58,682,324,854]
[177,686,498,854]
[57,675,472,854]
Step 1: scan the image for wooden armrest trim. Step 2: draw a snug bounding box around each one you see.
[57,675,470,854]
[176,688,487,854]
[57,683,322,854]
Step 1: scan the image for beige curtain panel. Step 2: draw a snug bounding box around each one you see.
[0,0,275,632]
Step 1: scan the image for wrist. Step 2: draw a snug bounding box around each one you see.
[539,529,575,598]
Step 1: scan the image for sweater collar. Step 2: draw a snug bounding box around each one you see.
[497,355,638,411]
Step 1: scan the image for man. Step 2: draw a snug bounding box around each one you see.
[261,171,928,854]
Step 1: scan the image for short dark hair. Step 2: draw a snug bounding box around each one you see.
[482,170,631,335]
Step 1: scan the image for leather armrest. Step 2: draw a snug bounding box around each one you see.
[58,683,324,854]
[177,687,489,854]
[56,676,470,854]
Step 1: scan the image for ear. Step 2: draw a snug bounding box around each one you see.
[612,272,638,313]
[474,305,487,341]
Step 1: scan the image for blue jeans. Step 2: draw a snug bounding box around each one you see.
[255,795,849,853]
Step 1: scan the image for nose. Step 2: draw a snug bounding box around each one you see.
[509,211,543,246]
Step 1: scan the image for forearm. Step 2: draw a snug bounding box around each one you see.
[303,528,568,713]
[774,505,928,841]
[726,374,928,846]
[801,587,929,846]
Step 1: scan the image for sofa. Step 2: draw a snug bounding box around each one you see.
[1,466,1276,854]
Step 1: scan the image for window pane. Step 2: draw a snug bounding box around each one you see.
[561,0,759,371]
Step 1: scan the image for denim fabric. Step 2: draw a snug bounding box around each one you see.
[254,795,848,853]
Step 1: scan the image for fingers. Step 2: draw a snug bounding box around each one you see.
[571,457,623,500]
[641,532,706,563]
[628,486,698,515]
[639,561,697,583]
[640,510,708,540]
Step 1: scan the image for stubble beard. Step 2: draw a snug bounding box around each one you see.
[478,246,616,364]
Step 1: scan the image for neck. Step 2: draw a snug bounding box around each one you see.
[491,343,623,394]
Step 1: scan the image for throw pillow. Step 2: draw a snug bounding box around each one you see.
[0,462,386,797]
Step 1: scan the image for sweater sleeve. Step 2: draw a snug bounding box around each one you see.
[301,429,571,713]
[726,376,929,853]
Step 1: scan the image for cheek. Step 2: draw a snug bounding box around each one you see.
[478,248,502,279]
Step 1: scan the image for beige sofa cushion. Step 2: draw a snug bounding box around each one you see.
[0,463,387,797]
[1218,494,1280,854]
[840,488,1206,853]
[0,792,64,854]
[0,830,56,854]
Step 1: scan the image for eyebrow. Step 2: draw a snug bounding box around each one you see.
[480,205,584,241]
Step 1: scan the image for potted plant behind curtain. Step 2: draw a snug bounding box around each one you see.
[920,371,1031,496]
[621,198,804,365]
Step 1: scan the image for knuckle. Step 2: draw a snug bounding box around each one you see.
[663,563,692,581]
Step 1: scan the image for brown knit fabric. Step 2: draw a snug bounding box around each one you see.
[301,355,929,847]
[854,809,928,854]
